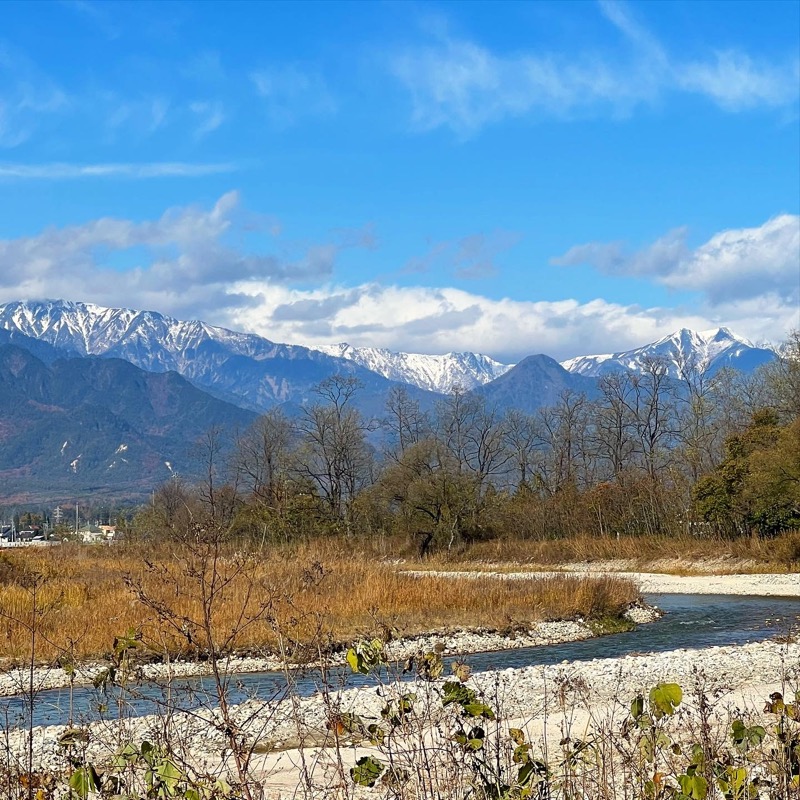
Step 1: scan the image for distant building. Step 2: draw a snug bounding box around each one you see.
[77,524,116,543]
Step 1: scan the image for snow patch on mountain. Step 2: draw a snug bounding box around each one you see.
[313,343,513,393]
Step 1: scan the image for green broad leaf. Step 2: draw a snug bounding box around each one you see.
[68,766,101,799]
[140,740,157,767]
[154,758,183,794]
[649,683,683,719]
[442,680,472,707]
[631,694,645,719]
[350,755,385,787]
[678,773,708,799]
[155,758,182,792]
[513,743,531,764]
[463,701,496,719]
[731,718,766,751]
[366,723,385,746]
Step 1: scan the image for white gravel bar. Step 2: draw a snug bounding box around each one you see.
[404,568,800,596]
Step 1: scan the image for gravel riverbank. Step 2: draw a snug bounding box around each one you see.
[4,635,797,798]
[0,607,656,699]
[404,567,800,596]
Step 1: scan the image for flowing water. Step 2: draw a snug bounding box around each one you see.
[4,593,799,729]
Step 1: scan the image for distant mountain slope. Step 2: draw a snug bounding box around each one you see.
[473,354,598,412]
[561,328,776,378]
[313,343,512,392]
[0,344,256,503]
[0,326,77,364]
[0,300,438,414]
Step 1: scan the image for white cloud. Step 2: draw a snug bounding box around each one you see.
[677,52,800,111]
[553,215,800,306]
[389,3,799,135]
[227,281,726,362]
[0,162,238,179]
[0,194,379,323]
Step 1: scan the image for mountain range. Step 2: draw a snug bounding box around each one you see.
[0,299,779,504]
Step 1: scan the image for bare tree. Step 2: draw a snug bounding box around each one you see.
[535,390,591,493]
[501,409,541,491]
[591,372,638,480]
[296,376,374,531]
[624,358,677,480]
[235,409,296,510]
[383,385,429,460]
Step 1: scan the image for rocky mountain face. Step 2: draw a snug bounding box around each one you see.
[560,327,776,378]
[312,343,512,393]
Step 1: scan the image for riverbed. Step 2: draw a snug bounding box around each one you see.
[1,572,798,797]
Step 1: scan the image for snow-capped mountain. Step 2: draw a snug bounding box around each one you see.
[561,328,776,378]
[0,300,437,413]
[312,343,513,393]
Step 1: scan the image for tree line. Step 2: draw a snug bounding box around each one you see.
[137,332,800,552]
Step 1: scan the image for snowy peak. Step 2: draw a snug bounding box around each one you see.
[561,327,775,378]
[312,342,513,393]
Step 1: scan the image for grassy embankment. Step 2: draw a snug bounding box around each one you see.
[413,530,800,574]
[0,541,638,665]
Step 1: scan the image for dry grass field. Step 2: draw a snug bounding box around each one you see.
[0,540,638,665]
[419,530,800,573]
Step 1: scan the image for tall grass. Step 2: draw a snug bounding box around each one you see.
[0,542,639,664]
[419,529,800,572]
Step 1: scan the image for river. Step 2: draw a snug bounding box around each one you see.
[4,593,799,729]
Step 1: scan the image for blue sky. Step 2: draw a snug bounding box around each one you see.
[0,0,798,362]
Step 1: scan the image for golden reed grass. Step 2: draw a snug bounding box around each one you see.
[424,530,800,573]
[0,541,639,664]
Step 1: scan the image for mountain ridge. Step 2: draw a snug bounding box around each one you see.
[560,327,776,378]
[311,342,512,393]
[0,301,777,409]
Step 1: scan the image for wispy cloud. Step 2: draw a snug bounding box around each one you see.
[0,43,69,147]
[389,1,799,135]
[677,52,800,111]
[403,231,521,279]
[250,65,336,126]
[0,162,239,179]
[189,100,226,137]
